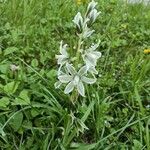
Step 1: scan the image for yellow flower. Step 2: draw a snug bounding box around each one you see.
[121,24,127,29]
[76,0,82,5]
[144,49,150,54]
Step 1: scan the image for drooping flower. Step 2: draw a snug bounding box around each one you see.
[58,63,96,97]
[82,42,101,68]
[86,0,98,15]
[56,41,69,66]
[88,8,101,24]
[72,12,83,32]
[83,25,95,38]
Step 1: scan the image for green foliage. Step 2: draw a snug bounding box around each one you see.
[0,0,150,149]
[4,47,19,56]
[14,90,30,105]
[0,97,10,108]
[3,81,19,94]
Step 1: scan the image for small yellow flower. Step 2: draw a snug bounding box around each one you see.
[121,24,127,29]
[76,0,82,5]
[144,49,150,54]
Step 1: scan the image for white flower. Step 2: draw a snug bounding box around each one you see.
[146,105,150,108]
[72,12,83,31]
[10,64,20,71]
[86,0,98,15]
[56,41,69,66]
[83,25,95,38]
[88,9,101,24]
[58,63,96,97]
[55,0,101,98]
[82,42,101,68]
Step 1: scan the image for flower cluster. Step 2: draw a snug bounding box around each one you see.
[55,0,101,97]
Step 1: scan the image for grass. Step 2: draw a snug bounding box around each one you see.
[0,0,150,149]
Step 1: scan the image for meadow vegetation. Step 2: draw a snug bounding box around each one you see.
[0,0,150,149]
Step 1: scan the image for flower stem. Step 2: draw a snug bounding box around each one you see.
[75,34,83,68]
[70,90,79,104]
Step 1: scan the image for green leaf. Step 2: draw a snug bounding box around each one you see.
[132,139,143,150]
[31,109,40,117]
[0,64,9,74]
[0,124,6,136]
[0,84,3,93]
[46,69,57,79]
[4,81,19,94]
[9,112,23,132]
[31,59,38,67]
[0,97,10,108]
[14,90,30,105]
[70,142,96,150]
[81,100,95,122]
[4,47,18,55]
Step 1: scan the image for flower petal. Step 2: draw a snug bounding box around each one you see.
[66,63,77,75]
[83,27,95,38]
[88,67,98,75]
[87,0,97,15]
[58,75,72,83]
[57,66,63,76]
[73,75,80,85]
[81,76,96,84]
[72,12,83,30]
[88,42,100,51]
[60,41,68,55]
[91,51,102,59]
[78,66,87,76]
[77,81,85,97]
[56,55,68,65]
[64,82,74,94]
[88,9,101,23]
[54,81,62,89]
[85,54,96,67]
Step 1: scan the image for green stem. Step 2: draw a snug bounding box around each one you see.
[75,34,83,68]
[70,16,87,102]
[70,89,79,104]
